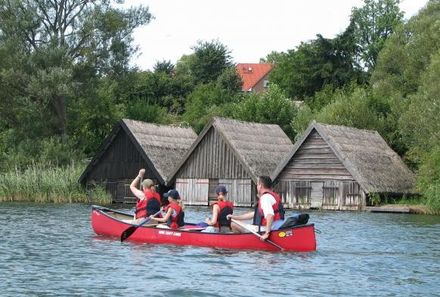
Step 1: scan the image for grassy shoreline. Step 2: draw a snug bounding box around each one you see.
[0,163,112,204]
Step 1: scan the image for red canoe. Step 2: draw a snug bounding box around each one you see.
[91,205,317,252]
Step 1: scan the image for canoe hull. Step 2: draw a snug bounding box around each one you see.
[91,206,317,252]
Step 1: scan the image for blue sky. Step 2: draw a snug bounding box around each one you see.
[121,0,429,71]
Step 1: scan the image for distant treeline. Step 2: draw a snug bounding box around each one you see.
[0,0,439,211]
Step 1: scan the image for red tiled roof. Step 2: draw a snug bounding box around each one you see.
[236,63,273,91]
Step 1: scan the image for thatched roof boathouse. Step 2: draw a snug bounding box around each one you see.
[271,121,416,211]
[167,117,294,206]
[79,119,197,203]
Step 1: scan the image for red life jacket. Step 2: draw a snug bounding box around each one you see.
[212,200,234,229]
[253,191,285,227]
[135,190,161,219]
[164,203,184,229]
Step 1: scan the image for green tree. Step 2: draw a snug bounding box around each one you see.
[269,26,363,99]
[126,69,193,115]
[416,146,440,212]
[399,51,440,162]
[0,0,151,165]
[372,1,440,98]
[183,82,240,133]
[0,0,151,135]
[370,0,440,154]
[154,60,175,75]
[188,40,234,85]
[351,0,403,72]
[232,85,298,139]
[292,86,386,139]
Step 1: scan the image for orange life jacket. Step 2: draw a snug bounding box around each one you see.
[212,200,234,229]
[135,190,161,219]
[165,203,184,229]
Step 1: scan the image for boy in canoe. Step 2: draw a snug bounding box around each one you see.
[149,189,185,229]
[227,176,285,240]
[203,185,234,233]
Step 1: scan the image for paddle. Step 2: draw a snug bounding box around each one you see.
[231,218,284,251]
[120,210,161,242]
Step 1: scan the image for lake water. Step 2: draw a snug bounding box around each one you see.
[0,203,439,297]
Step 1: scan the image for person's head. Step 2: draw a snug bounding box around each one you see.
[164,189,180,203]
[215,185,228,200]
[142,179,154,191]
[257,176,272,194]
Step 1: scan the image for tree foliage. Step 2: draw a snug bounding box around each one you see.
[0,0,151,167]
[292,85,385,138]
[369,0,440,155]
[232,85,298,139]
[269,25,364,99]
[351,0,403,72]
[399,50,440,161]
[188,40,234,85]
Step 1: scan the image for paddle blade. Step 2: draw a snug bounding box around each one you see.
[120,225,137,242]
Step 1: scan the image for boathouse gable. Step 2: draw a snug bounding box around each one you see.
[272,121,416,211]
[177,127,249,179]
[79,119,197,203]
[168,117,294,207]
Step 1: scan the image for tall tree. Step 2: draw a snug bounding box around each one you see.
[0,0,151,136]
[269,25,363,99]
[370,0,440,154]
[232,84,298,140]
[351,0,403,72]
[188,40,234,85]
[154,60,175,75]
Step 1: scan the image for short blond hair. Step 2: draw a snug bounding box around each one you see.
[142,179,154,189]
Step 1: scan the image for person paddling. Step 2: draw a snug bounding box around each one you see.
[149,189,185,229]
[204,185,234,233]
[227,176,285,240]
[130,169,162,223]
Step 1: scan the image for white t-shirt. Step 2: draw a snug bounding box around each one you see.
[259,193,276,218]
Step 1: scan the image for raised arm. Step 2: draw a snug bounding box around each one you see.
[130,169,145,200]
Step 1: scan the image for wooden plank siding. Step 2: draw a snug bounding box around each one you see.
[173,127,255,206]
[276,130,365,210]
[86,130,155,203]
[176,178,209,205]
[176,127,249,178]
[219,179,253,207]
[278,131,353,181]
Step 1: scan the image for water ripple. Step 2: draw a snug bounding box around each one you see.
[0,203,439,297]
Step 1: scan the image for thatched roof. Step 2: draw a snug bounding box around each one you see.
[168,117,294,184]
[272,121,416,194]
[79,119,197,184]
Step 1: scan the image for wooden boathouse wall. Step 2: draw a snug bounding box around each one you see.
[174,127,255,206]
[82,128,154,203]
[79,119,197,203]
[168,117,293,207]
[274,130,365,210]
[272,121,416,211]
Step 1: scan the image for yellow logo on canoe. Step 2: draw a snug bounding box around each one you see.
[278,231,286,238]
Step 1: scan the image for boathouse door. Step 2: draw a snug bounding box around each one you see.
[310,182,323,208]
[175,178,209,205]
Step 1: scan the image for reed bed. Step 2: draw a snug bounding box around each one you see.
[0,162,111,204]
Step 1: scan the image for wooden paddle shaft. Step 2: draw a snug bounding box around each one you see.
[231,219,284,251]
